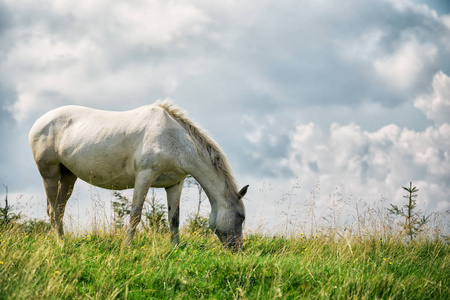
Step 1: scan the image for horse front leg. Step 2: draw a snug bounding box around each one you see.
[125,170,153,246]
[165,179,184,246]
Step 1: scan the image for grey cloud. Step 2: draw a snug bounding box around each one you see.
[1,0,450,219]
[3,0,448,119]
[0,85,17,157]
[176,0,450,116]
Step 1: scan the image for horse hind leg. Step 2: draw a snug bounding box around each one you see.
[55,164,77,238]
[42,166,59,230]
[42,163,77,239]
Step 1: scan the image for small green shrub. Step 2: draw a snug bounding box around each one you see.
[21,219,52,234]
[111,191,131,231]
[184,214,211,235]
[0,185,21,229]
[143,190,167,232]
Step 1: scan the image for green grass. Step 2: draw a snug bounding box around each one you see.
[0,227,448,299]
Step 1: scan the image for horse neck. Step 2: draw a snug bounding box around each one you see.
[189,159,233,211]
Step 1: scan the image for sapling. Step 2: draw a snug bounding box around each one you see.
[0,185,21,228]
[388,182,430,241]
[143,189,167,232]
[112,191,131,231]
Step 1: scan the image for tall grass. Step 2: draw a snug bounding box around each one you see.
[0,182,449,299]
[0,224,449,299]
[249,180,449,243]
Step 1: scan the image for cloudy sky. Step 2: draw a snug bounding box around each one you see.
[1,0,449,232]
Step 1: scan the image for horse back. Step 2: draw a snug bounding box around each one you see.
[29,105,194,189]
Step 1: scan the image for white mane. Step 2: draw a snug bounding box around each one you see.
[156,100,238,198]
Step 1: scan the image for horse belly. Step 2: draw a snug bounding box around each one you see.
[60,142,138,190]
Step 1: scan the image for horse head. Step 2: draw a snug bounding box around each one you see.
[209,185,248,250]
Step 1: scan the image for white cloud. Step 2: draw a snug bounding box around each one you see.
[287,120,450,212]
[111,1,209,48]
[2,34,95,122]
[0,0,210,123]
[373,36,437,91]
[414,71,450,125]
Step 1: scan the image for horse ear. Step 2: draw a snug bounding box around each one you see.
[237,185,249,199]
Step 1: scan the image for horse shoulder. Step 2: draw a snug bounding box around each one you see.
[138,108,196,169]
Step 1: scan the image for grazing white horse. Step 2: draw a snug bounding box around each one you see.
[29,100,248,249]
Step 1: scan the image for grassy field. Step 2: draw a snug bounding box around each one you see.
[0,225,448,299]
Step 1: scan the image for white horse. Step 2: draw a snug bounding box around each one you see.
[29,100,248,249]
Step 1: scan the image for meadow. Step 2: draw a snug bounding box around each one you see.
[1,180,449,299]
[0,225,448,299]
